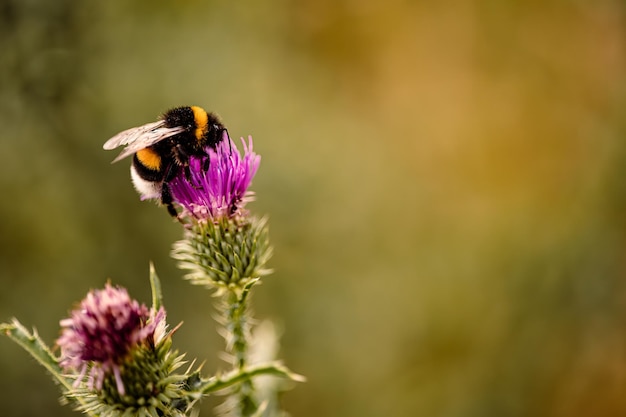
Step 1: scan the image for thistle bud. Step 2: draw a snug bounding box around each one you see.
[172,216,273,291]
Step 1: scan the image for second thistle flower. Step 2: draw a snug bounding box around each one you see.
[57,284,165,395]
[56,284,187,416]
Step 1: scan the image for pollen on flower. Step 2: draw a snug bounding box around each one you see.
[169,133,260,221]
[56,284,164,395]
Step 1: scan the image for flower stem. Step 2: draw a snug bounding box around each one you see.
[218,280,259,416]
[197,363,305,395]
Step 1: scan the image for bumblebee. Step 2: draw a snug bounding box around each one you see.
[103,106,227,217]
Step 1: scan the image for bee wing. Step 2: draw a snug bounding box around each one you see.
[103,120,185,163]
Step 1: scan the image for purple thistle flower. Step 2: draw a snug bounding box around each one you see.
[56,284,165,395]
[169,133,260,221]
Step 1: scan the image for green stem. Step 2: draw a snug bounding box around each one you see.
[197,362,303,396]
[220,280,259,416]
[225,280,256,368]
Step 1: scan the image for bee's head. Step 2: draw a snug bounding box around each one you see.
[203,115,227,149]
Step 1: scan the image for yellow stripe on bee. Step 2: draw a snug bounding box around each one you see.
[136,148,161,171]
[190,106,208,140]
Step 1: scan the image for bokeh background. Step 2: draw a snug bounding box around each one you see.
[1,1,626,416]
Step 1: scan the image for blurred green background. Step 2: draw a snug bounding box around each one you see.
[1,1,625,416]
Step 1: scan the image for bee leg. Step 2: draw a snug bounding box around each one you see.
[161,182,180,219]
[172,143,206,188]
[202,157,211,172]
[199,128,229,172]
[181,164,206,191]
[183,164,193,182]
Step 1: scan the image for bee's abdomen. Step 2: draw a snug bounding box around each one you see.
[131,164,162,201]
[135,148,162,170]
[133,149,164,181]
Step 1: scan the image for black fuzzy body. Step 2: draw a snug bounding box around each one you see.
[131,106,227,217]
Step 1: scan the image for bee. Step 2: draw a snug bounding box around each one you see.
[103,106,227,217]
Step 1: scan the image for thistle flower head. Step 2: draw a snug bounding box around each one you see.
[170,133,260,221]
[56,284,165,395]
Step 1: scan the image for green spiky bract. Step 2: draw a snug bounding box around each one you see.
[67,334,189,417]
[172,216,273,294]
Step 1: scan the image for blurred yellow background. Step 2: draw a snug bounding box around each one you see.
[1,1,625,416]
